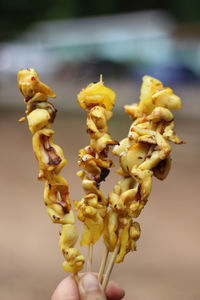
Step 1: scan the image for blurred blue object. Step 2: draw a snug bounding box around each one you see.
[130,63,199,85]
[0,10,200,83]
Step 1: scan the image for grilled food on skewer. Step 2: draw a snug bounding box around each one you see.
[18,68,84,274]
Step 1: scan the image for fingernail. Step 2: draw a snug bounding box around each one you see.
[81,273,100,292]
[105,280,125,299]
[110,281,125,298]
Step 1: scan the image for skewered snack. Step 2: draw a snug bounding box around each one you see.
[102,75,183,288]
[18,68,84,274]
[74,77,118,270]
[18,70,183,290]
[110,75,183,217]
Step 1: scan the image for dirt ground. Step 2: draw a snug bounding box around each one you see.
[0,110,199,300]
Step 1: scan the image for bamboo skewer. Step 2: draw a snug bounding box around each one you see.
[74,273,79,285]
[102,240,120,289]
[98,248,109,283]
[87,243,93,272]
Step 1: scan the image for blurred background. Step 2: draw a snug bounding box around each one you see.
[0,1,200,300]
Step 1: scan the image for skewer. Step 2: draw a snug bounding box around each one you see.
[18,71,183,290]
[18,69,85,277]
[74,273,79,285]
[87,243,93,272]
[57,191,62,202]
[102,239,120,289]
[77,79,116,275]
[98,248,109,283]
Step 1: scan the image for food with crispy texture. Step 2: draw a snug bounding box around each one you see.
[75,79,118,246]
[18,68,84,274]
[103,75,183,263]
[18,70,183,282]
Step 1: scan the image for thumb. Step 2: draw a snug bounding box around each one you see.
[79,273,106,300]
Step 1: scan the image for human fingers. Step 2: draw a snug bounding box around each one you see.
[51,276,79,300]
[105,281,125,300]
[51,273,125,300]
[78,273,125,300]
[79,273,106,300]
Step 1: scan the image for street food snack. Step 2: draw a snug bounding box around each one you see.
[18,68,84,274]
[75,77,118,270]
[109,75,183,218]
[101,75,183,288]
[18,70,183,289]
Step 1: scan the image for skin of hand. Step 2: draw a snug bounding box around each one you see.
[51,273,125,300]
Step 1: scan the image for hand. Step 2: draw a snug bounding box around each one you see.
[51,273,125,300]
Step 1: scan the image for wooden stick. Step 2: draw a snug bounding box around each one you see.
[74,273,79,285]
[102,241,120,289]
[87,243,93,272]
[98,248,109,284]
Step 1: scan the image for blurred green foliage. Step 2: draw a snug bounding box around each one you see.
[1,0,200,41]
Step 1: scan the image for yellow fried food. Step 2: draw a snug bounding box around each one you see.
[18,68,84,274]
[75,193,107,246]
[108,177,145,218]
[119,143,149,175]
[32,128,67,180]
[77,80,115,111]
[27,109,51,134]
[77,171,107,205]
[62,249,85,273]
[59,224,79,249]
[124,75,181,118]
[103,210,119,252]
[104,75,183,262]
[76,78,118,246]
[18,68,56,102]
[80,217,105,246]
[87,106,117,153]
[19,71,184,275]
[78,147,113,178]
[116,218,141,263]
[44,176,75,224]
[111,76,183,217]
[59,225,85,273]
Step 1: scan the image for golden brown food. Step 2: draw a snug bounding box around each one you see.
[77,80,115,111]
[18,68,56,102]
[59,225,84,273]
[103,75,183,263]
[18,71,184,283]
[75,78,118,247]
[18,68,84,274]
